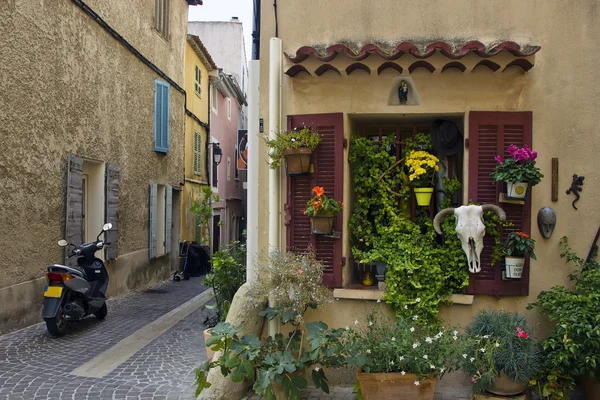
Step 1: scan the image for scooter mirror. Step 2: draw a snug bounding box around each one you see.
[58,240,69,247]
[103,223,113,231]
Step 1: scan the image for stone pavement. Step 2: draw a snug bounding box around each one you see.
[0,277,211,400]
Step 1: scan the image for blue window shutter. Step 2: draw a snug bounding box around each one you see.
[154,80,170,153]
[149,184,157,259]
[165,185,172,254]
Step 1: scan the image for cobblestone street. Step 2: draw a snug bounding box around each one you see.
[0,278,211,400]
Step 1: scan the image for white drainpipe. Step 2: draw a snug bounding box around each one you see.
[268,37,282,336]
[246,60,260,283]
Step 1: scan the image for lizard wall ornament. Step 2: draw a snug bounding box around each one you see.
[566,174,584,210]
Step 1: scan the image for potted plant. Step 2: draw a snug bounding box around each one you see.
[492,144,543,199]
[502,231,536,279]
[405,150,440,206]
[266,126,321,175]
[347,310,464,400]
[303,186,343,235]
[195,249,352,400]
[528,237,600,400]
[462,310,541,396]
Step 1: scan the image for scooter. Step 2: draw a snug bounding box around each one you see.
[42,223,112,336]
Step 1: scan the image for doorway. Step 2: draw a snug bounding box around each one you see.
[212,215,221,254]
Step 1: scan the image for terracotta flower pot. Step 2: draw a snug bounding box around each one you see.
[414,187,434,206]
[309,214,335,235]
[283,147,312,175]
[488,371,528,396]
[356,370,436,400]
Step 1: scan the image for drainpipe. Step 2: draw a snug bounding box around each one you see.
[246,59,260,283]
[268,37,282,336]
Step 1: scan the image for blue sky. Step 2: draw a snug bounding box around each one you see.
[188,0,253,60]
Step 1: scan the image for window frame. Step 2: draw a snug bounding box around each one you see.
[211,85,218,115]
[194,65,202,97]
[193,131,202,176]
[154,0,170,40]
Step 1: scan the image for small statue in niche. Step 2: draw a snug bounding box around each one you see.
[566,174,585,210]
[398,80,409,104]
[537,207,557,238]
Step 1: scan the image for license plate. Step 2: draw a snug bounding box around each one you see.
[44,286,63,298]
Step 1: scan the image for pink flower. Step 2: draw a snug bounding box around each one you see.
[530,151,538,161]
[517,331,529,339]
[507,144,518,156]
[297,269,304,274]
[472,378,477,383]
[494,155,503,163]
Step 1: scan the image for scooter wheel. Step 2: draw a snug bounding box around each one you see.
[173,274,181,282]
[44,309,67,337]
[183,274,190,281]
[94,303,108,320]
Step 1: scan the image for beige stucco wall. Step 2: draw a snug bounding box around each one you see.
[0,0,190,332]
[257,0,600,334]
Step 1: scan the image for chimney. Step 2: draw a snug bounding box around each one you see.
[231,16,239,22]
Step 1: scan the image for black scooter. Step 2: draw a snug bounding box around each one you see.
[42,223,112,336]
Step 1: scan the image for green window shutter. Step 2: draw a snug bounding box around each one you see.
[194,131,201,175]
[149,184,157,259]
[104,163,120,261]
[154,80,170,153]
[165,185,172,254]
[65,154,84,266]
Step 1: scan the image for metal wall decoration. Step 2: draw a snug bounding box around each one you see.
[566,174,584,210]
[398,80,409,104]
[537,207,557,238]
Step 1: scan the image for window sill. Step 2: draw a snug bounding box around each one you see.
[332,288,474,305]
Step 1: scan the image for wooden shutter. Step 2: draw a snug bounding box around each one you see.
[104,163,120,261]
[149,184,157,259]
[468,112,532,296]
[285,113,344,288]
[193,131,201,175]
[154,80,170,153]
[65,154,84,266]
[165,184,172,254]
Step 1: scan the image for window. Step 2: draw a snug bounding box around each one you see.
[154,80,170,153]
[227,98,232,120]
[211,85,218,114]
[193,131,202,175]
[149,184,173,258]
[227,157,231,181]
[194,65,201,97]
[154,0,170,40]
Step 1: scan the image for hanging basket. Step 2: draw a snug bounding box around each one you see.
[506,181,529,199]
[414,187,434,207]
[504,256,525,279]
[309,214,335,235]
[283,147,313,176]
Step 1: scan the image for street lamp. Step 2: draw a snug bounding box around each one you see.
[209,143,222,166]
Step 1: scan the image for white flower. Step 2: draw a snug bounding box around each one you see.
[438,331,444,337]
[412,342,419,349]
[480,348,486,353]
[453,330,458,336]
[369,321,374,326]
[314,367,320,371]
[414,381,420,386]
[415,298,421,303]
[366,349,371,354]
[425,337,433,343]
[401,371,406,375]
[440,367,445,372]
[470,357,475,362]
[410,327,415,332]
[453,336,458,341]
[404,305,408,310]
[354,319,359,325]
[291,138,296,142]
[391,337,396,341]
[399,356,404,360]
[495,342,500,347]
[390,361,394,366]
[430,364,436,369]
[345,326,350,331]
[377,299,381,303]
[483,335,489,339]
[462,354,467,358]
[412,315,418,321]
[423,354,428,359]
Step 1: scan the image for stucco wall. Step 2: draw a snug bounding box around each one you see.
[0,0,189,330]
[257,0,600,333]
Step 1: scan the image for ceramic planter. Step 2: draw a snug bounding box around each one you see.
[356,370,436,400]
[309,214,335,235]
[504,256,525,279]
[506,181,529,199]
[414,187,434,206]
[283,147,312,175]
[203,328,215,361]
[488,371,528,396]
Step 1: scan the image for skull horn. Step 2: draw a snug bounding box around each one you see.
[433,208,456,235]
[481,204,507,221]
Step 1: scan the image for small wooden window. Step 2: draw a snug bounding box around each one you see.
[193,131,202,175]
[154,0,170,40]
[194,65,201,96]
[154,80,170,153]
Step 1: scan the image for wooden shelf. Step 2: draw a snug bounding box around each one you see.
[499,193,525,205]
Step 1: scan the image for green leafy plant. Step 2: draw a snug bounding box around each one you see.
[189,186,220,244]
[491,144,543,185]
[265,127,322,169]
[405,133,434,153]
[528,237,600,399]
[462,310,541,394]
[303,186,343,217]
[203,241,246,326]
[503,231,537,259]
[405,150,440,188]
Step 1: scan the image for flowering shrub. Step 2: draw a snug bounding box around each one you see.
[304,186,343,217]
[265,126,322,169]
[503,231,537,259]
[462,310,541,394]
[405,150,440,187]
[491,144,543,185]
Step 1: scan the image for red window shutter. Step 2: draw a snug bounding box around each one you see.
[468,112,532,296]
[285,113,344,288]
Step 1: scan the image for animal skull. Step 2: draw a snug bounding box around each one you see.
[433,205,506,273]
